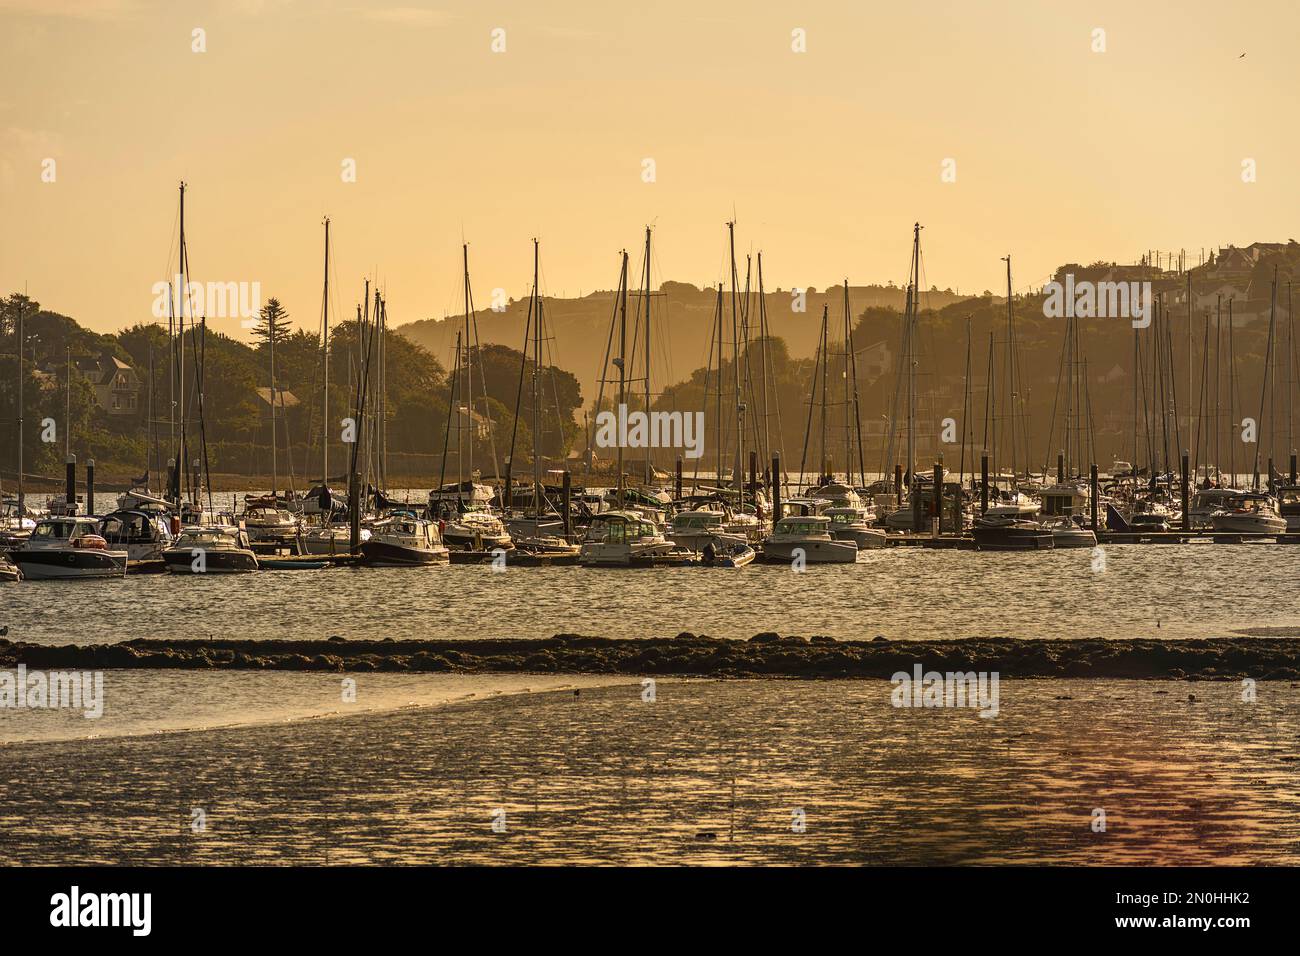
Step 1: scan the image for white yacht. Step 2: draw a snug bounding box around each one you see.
[761,515,859,564]
[97,509,174,562]
[666,509,748,552]
[12,517,128,580]
[241,498,298,545]
[579,510,683,566]
[1210,492,1287,535]
[826,507,887,549]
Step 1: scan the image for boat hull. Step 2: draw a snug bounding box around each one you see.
[162,549,259,574]
[14,549,128,580]
[760,539,859,563]
[1210,515,1287,535]
[359,540,449,566]
[972,527,1055,551]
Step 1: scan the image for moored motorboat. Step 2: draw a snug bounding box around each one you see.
[162,526,259,574]
[439,509,513,551]
[760,515,859,563]
[1045,515,1096,548]
[578,510,684,566]
[826,507,887,549]
[359,516,450,566]
[12,517,128,580]
[1210,492,1288,535]
[97,509,174,562]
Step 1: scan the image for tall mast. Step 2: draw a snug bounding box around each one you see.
[463,243,474,487]
[642,226,652,485]
[906,223,921,489]
[818,304,829,479]
[842,280,851,481]
[728,221,743,496]
[15,294,23,513]
[270,292,278,495]
[1003,253,1015,480]
[321,217,330,487]
[532,240,544,513]
[616,249,628,507]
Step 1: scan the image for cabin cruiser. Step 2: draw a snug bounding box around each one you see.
[12,517,128,579]
[97,509,174,562]
[1186,487,1244,529]
[666,509,749,552]
[1210,492,1287,535]
[438,509,513,551]
[162,526,259,573]
[1039,481,1091,519]
[971,516,1054,551]
[578,510,684,566]
[240,496,299,546]
[825,507,887,549]
[360,516,450,566]
[761,515,859,563]
[1044,515,1096,548]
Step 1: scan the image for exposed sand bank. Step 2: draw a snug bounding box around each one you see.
[5,633,1300,680]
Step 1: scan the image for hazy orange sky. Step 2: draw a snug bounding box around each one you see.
[2,0,1297,343]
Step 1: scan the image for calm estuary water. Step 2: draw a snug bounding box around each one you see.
[4,541,1300,644]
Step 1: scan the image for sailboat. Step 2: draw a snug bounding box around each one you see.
[431,244,512,553]
[503,240,579,558]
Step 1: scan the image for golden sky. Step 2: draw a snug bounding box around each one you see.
[1,0,1297,341]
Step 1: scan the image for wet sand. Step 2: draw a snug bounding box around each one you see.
[1,678,1297,865]
[7,633,1300,679]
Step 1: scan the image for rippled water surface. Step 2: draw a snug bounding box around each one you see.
[5,542,1300,643]
[2,678,1296,865]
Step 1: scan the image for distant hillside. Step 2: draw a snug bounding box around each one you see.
[395,282,974,410]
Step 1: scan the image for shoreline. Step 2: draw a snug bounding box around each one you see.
[5,633,1300,680]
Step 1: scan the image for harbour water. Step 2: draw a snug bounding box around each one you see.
[4,541,1300,645]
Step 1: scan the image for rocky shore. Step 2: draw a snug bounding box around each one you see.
[4,633,1300,680]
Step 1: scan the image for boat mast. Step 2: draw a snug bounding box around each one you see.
[906,224,920,493]
[321,217,330,488]
[15,294,23,513]
[642,226,652,486]
[270,288,278,496]
[532,240,544,514]
[728,221,744,499]
[463,243,474,491]
[615,249,628,508]
[1002,254,1015,482]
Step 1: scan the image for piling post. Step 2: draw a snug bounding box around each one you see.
[1291,453,1297,485]
[1267,456,1275,494]
[980,453,989,515]
[64,455,76,514]
[86,459,95,516]
[562,470,573,543]
[932,462,942,537]
[894,464,903,510]
[1057,452,1065,484]
[771,454,782,523]
[348,470,360,554]
[675,457,683,500]
[1181,451,1190,532]
[1089,463,1099,532]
